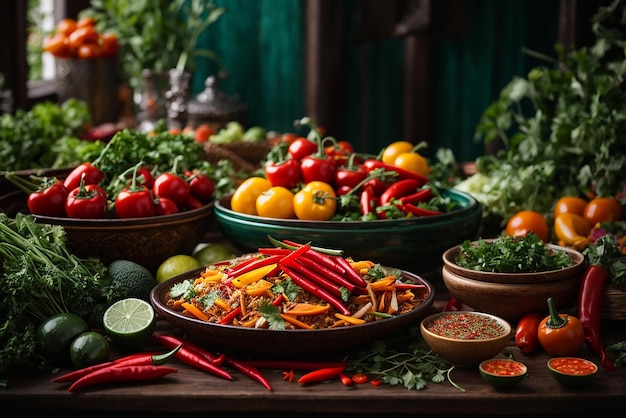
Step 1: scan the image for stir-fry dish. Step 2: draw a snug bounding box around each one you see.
[164,239,430,330]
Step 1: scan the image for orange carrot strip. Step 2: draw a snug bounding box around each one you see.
[284,303,331,316]
[245,279,274,297]
[181,302,209,321]
[368,277,396,291]
[335,313,366,325]
[280,314,313,329]
[215,298,231,311]
[239,292,247,317]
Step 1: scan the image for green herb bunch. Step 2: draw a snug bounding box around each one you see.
[455,233,572,273]
[458,0,626,228]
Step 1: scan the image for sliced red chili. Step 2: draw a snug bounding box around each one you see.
[351,373,368,384]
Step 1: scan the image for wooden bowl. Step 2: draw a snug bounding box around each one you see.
[0,190,213,274]
[420,311,512,367]
[441,241,586,319]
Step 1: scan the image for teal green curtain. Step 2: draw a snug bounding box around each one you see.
[194,0,559,161]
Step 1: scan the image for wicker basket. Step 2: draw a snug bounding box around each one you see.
[601,284,626,320]
[202,140,272,172]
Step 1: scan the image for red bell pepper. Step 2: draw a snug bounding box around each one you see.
[296,116,336,185]
[187,172,215,204]
[65,175,108,219]
[265,158,301,189]
[27,179,68,217]
[288,136,318,161]
[115,163,156,218]
[63,162,104,191]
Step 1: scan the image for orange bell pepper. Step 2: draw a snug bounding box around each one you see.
[554,212,592,250]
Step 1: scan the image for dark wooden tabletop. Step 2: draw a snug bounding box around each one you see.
[1,231,625,417]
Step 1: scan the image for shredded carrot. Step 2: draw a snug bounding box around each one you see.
[366,283,378,313]
[349,260,375,273]
[182,302,209,321]
[368,277,396,291]
[280,313,313,329]
[201,269,221,278]
[284,303,331,316]
[335,313,366,325]
[239,292,247,317]
[172,299,185,310]
[245,279,274,297]
[240,317,259,328]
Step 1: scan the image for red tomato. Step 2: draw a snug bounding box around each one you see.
[288,137,317,161]
[99,32,119,57]
[43,33,70,58]
[76,16,96,28]
[68,26,99,52]
[505,210,549,242]
[153,173,190,207]
[56,18,77,37]
[194,124,214,143]
[583,197,622,225]
[76,43,102,60]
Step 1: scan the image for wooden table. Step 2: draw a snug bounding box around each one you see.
[1,231,624,417]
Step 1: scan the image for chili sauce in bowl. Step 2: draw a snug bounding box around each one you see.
[479,358,528,388]
[547,357,598,388]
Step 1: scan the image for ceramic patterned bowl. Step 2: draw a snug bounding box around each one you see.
[151,264,436,357]
[213,189,482,273]
[419,311,512,367]
[441,241,586,319]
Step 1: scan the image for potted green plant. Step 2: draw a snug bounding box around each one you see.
[84,0,225,90]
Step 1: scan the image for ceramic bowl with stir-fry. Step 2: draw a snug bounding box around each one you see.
[150,242,436,357]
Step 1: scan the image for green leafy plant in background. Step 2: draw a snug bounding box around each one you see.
[456,0,626,231]
[85,0,225,89]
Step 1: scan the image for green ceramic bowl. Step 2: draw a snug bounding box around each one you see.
[547,357,598,388]
[479,358,528,389]
[214,189,482,273]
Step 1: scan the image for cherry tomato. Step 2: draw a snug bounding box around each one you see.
[155,197,179,216]
[76,16,96,28]
[76,43,102,60]
[256,186,296,219]
[583,197,622,225]
[99,32,119,57]
[188,173,215,204]
[68,25,99,52]
[265,158,301,189]
[288,137,317,161]
[381,141,413,165]
[505,210,549,242]
[351,373,369,384]
[230,177,272,215]
[300,155,336,185]
[43,33,70,58]
[393,152,430,178]
[553,196,588,219]
[293,181,337,221]
[193,124,214,143]
[55,18,77,37]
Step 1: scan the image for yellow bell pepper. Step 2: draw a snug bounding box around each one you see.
[231,263,277,288]
[554,213,592,250]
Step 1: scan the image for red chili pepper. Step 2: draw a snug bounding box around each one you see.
[359,184,376,216]
[362,158,429,184]
[224,254,284,285]
[370,379,383,387]
[283,370,295,382]
[63,162,104,192]
[296,117,337,185]
[65,174,108,218]
[295,255,356,292]
[115,163,156,218]
[52,345,182,383]
[515,312,543,354]
[297,365,346,384]
[442,297,463,312]
[280,258,344,298]
[218,306,242,325]
[151,335,233,380]
[265,158,302,189]
[333,255,368,288]
[281,264,351,315]
[67,365,177,392]
[398,188,434,205]
[402,203,443,217]
[379,178,423,206]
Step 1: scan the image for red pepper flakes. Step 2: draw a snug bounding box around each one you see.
[282,370,295,382]
[425,312,507,340]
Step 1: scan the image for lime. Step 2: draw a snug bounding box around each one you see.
[103,298,156,352]
[192,243,235,266]
[70,331,110,369]
[155,254,201,283]
[36,313,90,365]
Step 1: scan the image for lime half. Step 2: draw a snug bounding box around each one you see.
[103,298,156,352]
